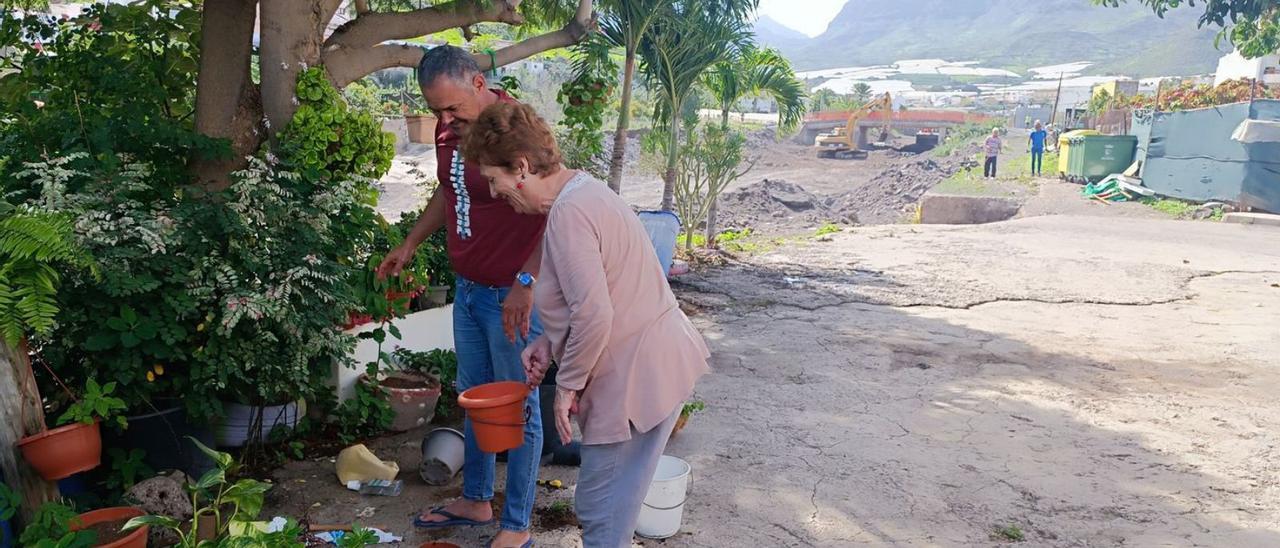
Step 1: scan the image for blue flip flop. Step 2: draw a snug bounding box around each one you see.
[412,506,496,529]
[487,539,534,548]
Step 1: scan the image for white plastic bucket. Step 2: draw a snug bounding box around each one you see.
[634,455,691,539]
[638,211,680,278]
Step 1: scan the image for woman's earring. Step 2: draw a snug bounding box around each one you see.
[517,172,526,189]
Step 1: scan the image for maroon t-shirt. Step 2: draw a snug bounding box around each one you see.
[434,90,546,287]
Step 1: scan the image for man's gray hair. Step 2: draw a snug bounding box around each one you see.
[417,45,482,88]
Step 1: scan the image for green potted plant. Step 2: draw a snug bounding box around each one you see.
[0,203,118,481]
[19,379,128,481]
[671,400,705,438]
[369,348,444,431]
[124,438,271,547]
[394,213,453,309]
[0,484,148,548]
[396,348,458,420]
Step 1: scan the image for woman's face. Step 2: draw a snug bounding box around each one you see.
[479,161,537,215]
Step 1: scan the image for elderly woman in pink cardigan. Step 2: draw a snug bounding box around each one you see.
[462,101,710,547]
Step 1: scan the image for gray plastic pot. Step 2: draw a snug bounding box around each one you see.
[419,427,465,485]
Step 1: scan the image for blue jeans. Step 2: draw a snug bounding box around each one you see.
[1031,149,1044,175]
[453,275,544,532]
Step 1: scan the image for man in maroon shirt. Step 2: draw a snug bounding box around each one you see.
[376,46,543,548]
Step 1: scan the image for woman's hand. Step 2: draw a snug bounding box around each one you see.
[521,335,552,389]
[554,387,579,446]
[503,284,534,343]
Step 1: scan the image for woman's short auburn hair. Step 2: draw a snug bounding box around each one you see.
[461,102,563,175]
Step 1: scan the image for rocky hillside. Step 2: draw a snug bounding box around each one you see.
[769,0,1227,76]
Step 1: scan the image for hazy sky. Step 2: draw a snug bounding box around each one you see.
[758,0,847,37]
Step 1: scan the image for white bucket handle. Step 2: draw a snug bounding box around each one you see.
[642,471,691,511]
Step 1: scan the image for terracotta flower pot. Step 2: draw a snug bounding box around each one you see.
[71,507,147,548]
[670,414,690,439]
[405,114,437,144]
[17,421,103,481]
[458,381,530,453]
[365,371,442,432]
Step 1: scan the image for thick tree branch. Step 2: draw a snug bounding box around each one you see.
[324,0,594,87]
[326,0,524,49]
[474,17,591,71]
[327,43,425,88]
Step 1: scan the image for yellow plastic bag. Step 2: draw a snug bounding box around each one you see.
[335,444,400,484]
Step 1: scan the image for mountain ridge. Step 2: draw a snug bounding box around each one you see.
[771,0,1227,77]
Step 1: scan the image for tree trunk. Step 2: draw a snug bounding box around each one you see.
[0,339,58,525]
[259,0,324,138]
[606,49,637,194]
[660,97,681,212]
[705,106,732,248]
[191,0,264,190]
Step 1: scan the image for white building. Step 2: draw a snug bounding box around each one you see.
[1214,49,1280,86]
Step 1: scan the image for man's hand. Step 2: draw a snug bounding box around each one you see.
[554,387,579,446]
[503,284,534,343]
[376,244,417,281]
[521,335,552,389]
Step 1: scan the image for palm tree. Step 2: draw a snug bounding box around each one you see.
[639,0,755,211]
[702,45,806,132]
[851,82,873,105]
[598,0,668,194]
[700,44,805,244]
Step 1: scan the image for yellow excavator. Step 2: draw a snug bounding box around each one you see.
[815,92,894,159]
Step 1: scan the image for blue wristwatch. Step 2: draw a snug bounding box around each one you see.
[516,272,535,288]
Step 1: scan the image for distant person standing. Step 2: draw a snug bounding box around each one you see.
[1028,120,1048,176]
[983,128,1002,179]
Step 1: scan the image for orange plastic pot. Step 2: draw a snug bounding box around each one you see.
[458,381,529,453]
[17,421,102,481]
[71,507,148,548]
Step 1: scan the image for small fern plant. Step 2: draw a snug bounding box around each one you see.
[0,200,98,346]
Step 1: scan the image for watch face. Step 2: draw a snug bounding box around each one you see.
[518,272,534,286]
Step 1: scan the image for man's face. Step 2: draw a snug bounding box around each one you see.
[421,73,487,136]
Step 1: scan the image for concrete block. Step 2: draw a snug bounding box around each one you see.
[1222,212,1280,227]
[919,193,1023,225]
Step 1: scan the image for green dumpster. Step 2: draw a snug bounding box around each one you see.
[1057,129,1099,176]
[1065,134,1137,184]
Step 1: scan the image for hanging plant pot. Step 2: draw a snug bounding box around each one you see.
[17,421,103,481]
[71,507,148,548]
[405,114,438,144]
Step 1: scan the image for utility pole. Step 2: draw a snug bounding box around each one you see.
[1050,72,1064,127]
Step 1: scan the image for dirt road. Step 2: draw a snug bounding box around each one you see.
[668,215,1280,546]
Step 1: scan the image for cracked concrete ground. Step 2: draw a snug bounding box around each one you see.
[265,215,1280,547]
[663,215,1280,547]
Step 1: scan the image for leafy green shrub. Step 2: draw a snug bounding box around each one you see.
[278,68,395,180]
[556,35,617,177]
[19,500,94,548]
[17,155,209,418]
[57,379,128,429]
[0,202,96,346]
[0,0,222,203]
[814,223,841,237]
[125,438,272,547]
[334,380,395,445]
